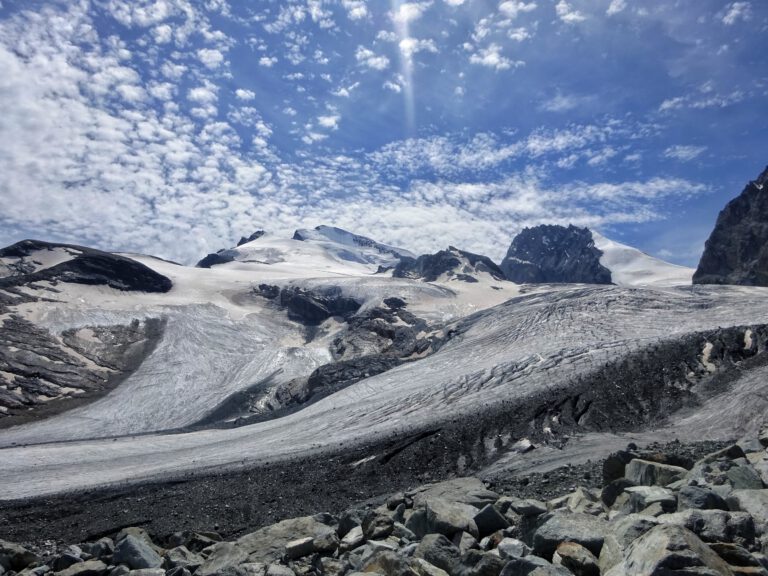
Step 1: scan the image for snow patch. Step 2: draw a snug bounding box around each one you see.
[592,231,694,287]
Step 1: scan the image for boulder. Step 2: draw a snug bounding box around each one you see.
[413,534,461,574]
[496,538,532,560]
[657,510,755,548]
[80,539,115,561]
[425,499,480,539]
[54,560,109,576]
[600,479,634,510]
[0,540,40,572]
[410,478,499,509]
[411,558,450,576]
[612,524,734,575]
[625,459,688,487]
[406,509,429,540]
[679,485,730,511]
[166,532,221,553]
[603,449,637,485]
[165,568,192,576]
[499,555,571,575]
[532,511,607,559]
[340,526,365,553]
[362,511,395,541]
[552,542,599,576]
[362,550,418,576]
[625,485,677,513]
[473,504,509,537]
[710,543,767,571]
[565,487,604,516]
[125,570,164,576]
[452,532,478,555]
[163,546,203,571]
[112,536,162,571]
[453,549,506,576]
[237,515,337,563]
[196,543,249,576]
[598,514,659,573]
[265,565,294,576]
[727,466,765,490]
[498,497,547,518]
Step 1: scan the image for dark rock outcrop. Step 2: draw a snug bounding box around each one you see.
[196,249,236,269]
[694,166,768,286]
[255,285,361,325]
[237,230,265,246]
[500,225,612,284]
[393,247,505,283]
[0,240,172,293]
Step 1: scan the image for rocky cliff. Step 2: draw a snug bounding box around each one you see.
[694,166,768,286]
[500,225,612,284]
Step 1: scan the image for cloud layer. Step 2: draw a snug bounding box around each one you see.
[0,0,765,266]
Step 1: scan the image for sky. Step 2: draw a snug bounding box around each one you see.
[0,0,766,266]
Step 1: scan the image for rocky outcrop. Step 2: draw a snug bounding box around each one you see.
[500,225,612,284]
[5,430,768,576]
[393,247,505,283]
[694,166,768,286]
[0,240,172,293]
[238,231,266,247]
[0,317,164,422]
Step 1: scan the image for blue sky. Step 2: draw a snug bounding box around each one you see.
[0,0,766,265]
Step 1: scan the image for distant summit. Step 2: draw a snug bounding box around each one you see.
[501,224,612,284]
[694,166,768,286]
[393,246,505,283]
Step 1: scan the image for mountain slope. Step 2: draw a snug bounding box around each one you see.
[694,166,768,286]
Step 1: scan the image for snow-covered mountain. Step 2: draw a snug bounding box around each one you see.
[592,231,694,287]
[0,222,766,502]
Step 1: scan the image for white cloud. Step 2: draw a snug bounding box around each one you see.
[606,0,627,16]
[540,93,579,112]
[152,24,173,44]
[498,1,537,19]
[555,0,586,23]
[197,48,225,69]
[259,56,278,67]
[659,90,745,112]
[235,89,256,101]
[399,38,438,60]
[721,2,752,25]
[507,27,532,42]
[664,145,707,162]
[376,30,398,42]
[384,80,403,93]
[391,2,433,25]
[342,0,368,20]
[188,83,218,104]
[332,82,360,97]
[317,114,340,129]
[444,0,465,5]
[469,44,523,71]
[355,46,390,70]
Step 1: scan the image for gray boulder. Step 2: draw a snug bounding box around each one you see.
[607,524,734,575]
[473,504,509,537]
[237,515,337,563]
[413,534,461,574]
[625,459,688,487]
[625,485,677,513]
[163,546,203,571]
[500,555,571,575]
[727,465,765,490]
[0,540,40,572]
[598,514,659,573]
[410,478,499,509]
[552,541,599,576]
[678,485,729,511]
[196,542,249,576]
[112,536,162,571]
[532,511,607,558]
[363,511,395,541]
[425,499,480,539]
[497,538,531,559]
[339,526,365,553]
[657,509,755,548]
[453,549,506,576]
[54,560,109,576]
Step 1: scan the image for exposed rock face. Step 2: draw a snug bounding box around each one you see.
[0,240,172,293]
[237,230,265,246]
[393,247,505,283]
[500,225,612,284]
[694,166,768,286]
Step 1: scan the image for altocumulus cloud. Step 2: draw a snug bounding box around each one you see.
[0,0,763,266]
